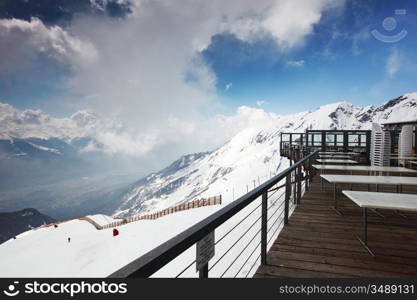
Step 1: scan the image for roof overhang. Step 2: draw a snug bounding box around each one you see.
[382,119,417,128]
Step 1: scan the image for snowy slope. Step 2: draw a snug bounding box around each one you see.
[0,208,219,277]
[114,93,417,218]
[0,198,285,278]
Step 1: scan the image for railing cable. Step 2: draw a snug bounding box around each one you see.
[209,214,261,272]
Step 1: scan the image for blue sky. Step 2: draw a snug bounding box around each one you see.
[203,0,417,113]
[1,0,417,117]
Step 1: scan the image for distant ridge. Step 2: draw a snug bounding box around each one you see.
[0,208,55,244]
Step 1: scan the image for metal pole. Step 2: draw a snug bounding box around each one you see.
[363,208,368,244]
[292,169,296,204]
[199,263,208,278]
[357,207,374,257]
[297,165,302,203]
[309,156,313,183]
[261,191,268,265]
[305,159,309,191]
[284,173,291,225]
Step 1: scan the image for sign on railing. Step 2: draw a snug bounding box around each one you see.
[196,231,215,274]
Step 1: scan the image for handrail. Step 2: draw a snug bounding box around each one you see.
[109,150,318,278]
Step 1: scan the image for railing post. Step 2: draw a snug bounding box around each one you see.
[197,231,215,278]
[199,264,208,278]
[305,159,309,191]
[284,173,291,225]
[292,169,296,204]
[261,191,268,265]
[297,165,302,204]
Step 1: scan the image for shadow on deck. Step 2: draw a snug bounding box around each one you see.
[255,173,417,278]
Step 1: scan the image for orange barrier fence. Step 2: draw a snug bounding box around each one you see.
[36,195,222,231]
[100,195,222,230]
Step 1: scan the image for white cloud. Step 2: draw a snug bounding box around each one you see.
[286,60,305,67]
[225,83,233,91]
[0,0,346,166]
[213,106,283,141]
[0,17,98,77]
[223,17,265,42]
[261,0,345,49]
[386,48,402,77]
[351,26,370,55]
[0,101,277,160]
[222,0,345,49]
[256,100,266,106]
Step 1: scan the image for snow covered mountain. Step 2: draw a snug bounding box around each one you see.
[113,93,417,218]
[0,208,55,244]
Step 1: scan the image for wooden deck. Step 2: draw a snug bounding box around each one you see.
[254,171,417,278]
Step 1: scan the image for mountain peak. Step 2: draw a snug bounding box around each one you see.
[402,92,417,100]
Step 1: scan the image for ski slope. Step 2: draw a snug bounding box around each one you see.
[0,208,219,277]
[0,182,289,278]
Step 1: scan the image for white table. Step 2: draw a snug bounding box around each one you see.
[319,152,359,156]
[343,191,417,211]
[320,175,417,215]
[316,159,358,164]
[342,191,417,256]
[315,165,417,197]
[319,155,353,159]
[313,165,417,176]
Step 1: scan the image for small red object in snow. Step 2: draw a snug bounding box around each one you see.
[113,228,119,237]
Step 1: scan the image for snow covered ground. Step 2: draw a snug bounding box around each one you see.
[0,207,219,277]
[0,179,296,278]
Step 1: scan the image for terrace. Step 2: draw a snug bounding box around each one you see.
[254,173,417,278]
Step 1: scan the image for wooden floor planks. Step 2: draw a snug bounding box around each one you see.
[255,173,417,278]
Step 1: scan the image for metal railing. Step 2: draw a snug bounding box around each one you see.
[108,149,318,278]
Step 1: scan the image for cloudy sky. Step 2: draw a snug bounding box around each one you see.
[1,0,417,167]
